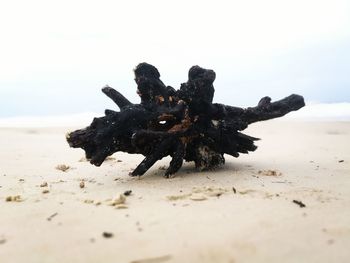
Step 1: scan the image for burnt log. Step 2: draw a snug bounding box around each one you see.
[67,63,305,177]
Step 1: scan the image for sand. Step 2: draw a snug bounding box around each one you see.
[0,121,349,263]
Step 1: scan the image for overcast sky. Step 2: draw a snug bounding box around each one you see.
[0,0,349,117]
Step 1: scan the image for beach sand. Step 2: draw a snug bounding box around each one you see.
[0,121,349,263]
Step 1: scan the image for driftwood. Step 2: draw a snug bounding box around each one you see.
[67,63,305,177]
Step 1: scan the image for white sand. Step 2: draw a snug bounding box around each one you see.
[0,121,349,263]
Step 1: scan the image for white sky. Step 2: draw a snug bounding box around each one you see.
[0,0,349,116]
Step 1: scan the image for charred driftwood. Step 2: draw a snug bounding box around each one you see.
[67,63,305,177]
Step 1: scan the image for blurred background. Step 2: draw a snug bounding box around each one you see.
[0,0,349,122]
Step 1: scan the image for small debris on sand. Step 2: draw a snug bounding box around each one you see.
[84,199,94,204]
[123,190,132,196]
[190,193,207,201]
[167,186,228,201]
[115,205,128,209]
[338,160,344,163]
[102,232,113,238]
[108,194,126,206]
[42,189,50,194]
[167,194,190,201]
[293,200,306,208]
[130,255,172,263]
[238,189,257,195]
[0,238,6,245]
[232,187,237,194]
[40,182,48,187]
[47,212,58,221]
[88,178,96,183]
[258,170,282,176]
[158,166,167,170]
[105,156,116,161]
[55,164,70,172]
[19,179,25,182]
[79,181,85,188]
[5,195,22,202]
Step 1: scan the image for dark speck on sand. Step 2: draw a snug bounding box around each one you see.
[102,232,114,238]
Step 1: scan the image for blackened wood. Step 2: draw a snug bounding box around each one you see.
[67,63,305,177]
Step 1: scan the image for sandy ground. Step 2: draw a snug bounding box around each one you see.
[0,121,349,263]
